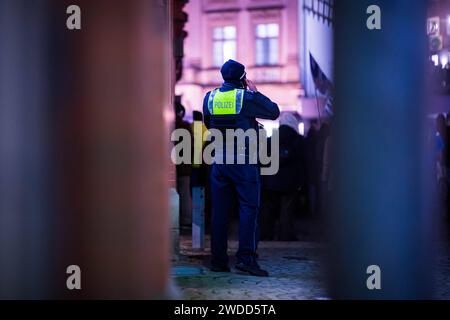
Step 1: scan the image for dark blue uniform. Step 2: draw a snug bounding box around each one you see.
[203,81,280,269]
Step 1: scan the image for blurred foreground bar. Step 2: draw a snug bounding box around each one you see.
[0,0,173,298]
[331,0,433,298]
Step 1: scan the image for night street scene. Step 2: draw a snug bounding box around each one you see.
[2,0,450,310]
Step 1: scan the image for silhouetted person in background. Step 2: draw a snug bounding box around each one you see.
[317,122,330,217]
[306,120,320,216]
[175,102,193,227]
[435,114,448,221]
[191,111,207,190]
[320,121,333,217]
[446,112,450,220]
[260,112,306,241]
[436,114,447,179]
[446,113,450,176]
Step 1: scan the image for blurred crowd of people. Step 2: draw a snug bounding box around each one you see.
[174,100,334,241]
[260,114,332,241]
[433,112,450,220]
[427,61,450,95]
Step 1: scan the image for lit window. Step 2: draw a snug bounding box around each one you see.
[213,26,237,67]
[255,23,279,66]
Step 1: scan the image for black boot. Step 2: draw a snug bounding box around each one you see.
[235,263,269,277]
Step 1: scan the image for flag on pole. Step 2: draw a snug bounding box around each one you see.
[309,53,333,95]
[325,94,334,116]
[310,53,334,118]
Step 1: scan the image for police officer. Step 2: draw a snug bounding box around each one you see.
[203,60,280,277]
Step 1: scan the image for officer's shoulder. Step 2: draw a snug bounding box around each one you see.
[202,93,210,110]
[204,91,212,100]
[243,89,258,100]
[205,88,219,97]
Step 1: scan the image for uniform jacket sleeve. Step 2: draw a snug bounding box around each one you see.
[243,90,280,120]
[203,92,211,129]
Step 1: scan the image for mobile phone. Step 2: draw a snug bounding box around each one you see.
[242,78,248,89]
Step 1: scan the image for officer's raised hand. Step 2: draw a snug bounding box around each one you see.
[244,78,258,92]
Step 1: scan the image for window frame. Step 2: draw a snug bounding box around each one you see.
[212,25,237,68]
[254,23,280,66]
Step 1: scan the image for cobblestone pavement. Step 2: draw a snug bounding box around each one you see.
[172,236,329,300]
[436,244,450,299]
[173,236,450,300]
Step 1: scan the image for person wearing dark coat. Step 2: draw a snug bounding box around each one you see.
[306,120,320,215]
[175,102,193,227]
[260,112,306,241]
[203,59,280,277]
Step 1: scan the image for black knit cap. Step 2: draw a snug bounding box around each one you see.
[220,59,246,81]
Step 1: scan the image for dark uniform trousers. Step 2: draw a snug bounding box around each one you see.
[210,163,260,267]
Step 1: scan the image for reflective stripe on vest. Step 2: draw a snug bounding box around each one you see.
[207,88,244,115]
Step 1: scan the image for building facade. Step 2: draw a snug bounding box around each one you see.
[176,0,302,121]
[298,0,334,122]
[299,0,333,97]
[427,0,450,113]
[428,0,450,62]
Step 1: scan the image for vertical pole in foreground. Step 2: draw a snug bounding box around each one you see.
[192,119,205,250]
[330,0,433,299]
[0,0,54,299]
[1,0,174,299]
[64,0,173,299]
[192,187,205,250]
